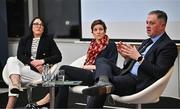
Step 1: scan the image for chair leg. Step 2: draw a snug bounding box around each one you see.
[49,87,55,108]
[27,87,32,103]
[136,104,141,109]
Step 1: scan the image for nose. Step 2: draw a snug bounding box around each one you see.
[146,23,150,29]
[97,30,101,34]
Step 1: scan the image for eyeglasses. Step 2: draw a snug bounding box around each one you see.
[33,23,44,27]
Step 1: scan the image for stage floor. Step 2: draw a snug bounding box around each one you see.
[0,88,180,109]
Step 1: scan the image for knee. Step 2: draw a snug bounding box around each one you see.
[59,65,69,71]
[7,57,17,63]
[59,65,73,79]
[59,65,70,75]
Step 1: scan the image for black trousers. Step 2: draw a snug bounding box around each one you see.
[55,65,95,108]
[55,57,137,108]
[87,58,137,108]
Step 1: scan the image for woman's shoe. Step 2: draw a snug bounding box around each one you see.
[25,103,38,109]
[26,102,49,109]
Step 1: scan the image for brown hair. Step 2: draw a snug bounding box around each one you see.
[91,19,107,32]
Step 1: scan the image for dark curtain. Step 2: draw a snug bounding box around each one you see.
[0,0,8,87]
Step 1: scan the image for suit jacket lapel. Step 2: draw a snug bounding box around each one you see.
[138,39,150,51]
[26,37,33,56]
[145,33,167,58]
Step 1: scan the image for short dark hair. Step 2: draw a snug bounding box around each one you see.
[148,10,168,24]
[91,19,107,32]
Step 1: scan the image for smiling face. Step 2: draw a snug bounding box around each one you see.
[32,18,44,37]
[92,24,106,40]
[146,14,166,37]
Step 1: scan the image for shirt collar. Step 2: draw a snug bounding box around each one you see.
[151,32,164,43]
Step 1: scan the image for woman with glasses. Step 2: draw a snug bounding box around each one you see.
[4,17,62,109]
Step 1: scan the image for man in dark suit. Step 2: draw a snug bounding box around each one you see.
[82,10,178,108]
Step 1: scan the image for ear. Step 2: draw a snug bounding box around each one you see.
[161,20,166,26]
[159,22,166,30]
[161,23,166,27]
[161,23,166,29]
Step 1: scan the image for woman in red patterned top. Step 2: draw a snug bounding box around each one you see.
[55,19,118,108]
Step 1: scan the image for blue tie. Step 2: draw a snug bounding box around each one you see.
[120,39,153,75]
[139,39,153,53]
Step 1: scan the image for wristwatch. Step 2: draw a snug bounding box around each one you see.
[137,55,143,62]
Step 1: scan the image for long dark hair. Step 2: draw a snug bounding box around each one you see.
[28,17,48,38]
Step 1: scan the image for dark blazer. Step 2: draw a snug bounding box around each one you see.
[136,32,178,92]
[96,40,118,64]
[17,35,62,72]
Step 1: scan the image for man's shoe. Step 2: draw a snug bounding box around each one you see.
[10,84,22,94]
[82,82,114,96]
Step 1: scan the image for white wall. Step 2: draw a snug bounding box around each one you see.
[8,39,180,98]
[81,0,180,40]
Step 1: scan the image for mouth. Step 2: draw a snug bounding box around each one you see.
[147,29,151,33]
[36,29,41,32]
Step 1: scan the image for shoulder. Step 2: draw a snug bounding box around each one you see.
[40,35,55,43]
[107,40,116,47]
[19,36,31,43]
[41,35,56,46]
[103,40,117,52]
[42,35,54,40]
[156,33,177,55]
[160,33,176,47]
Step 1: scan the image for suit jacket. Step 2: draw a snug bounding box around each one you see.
[135,32,177,92]
[17,35,62,72]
